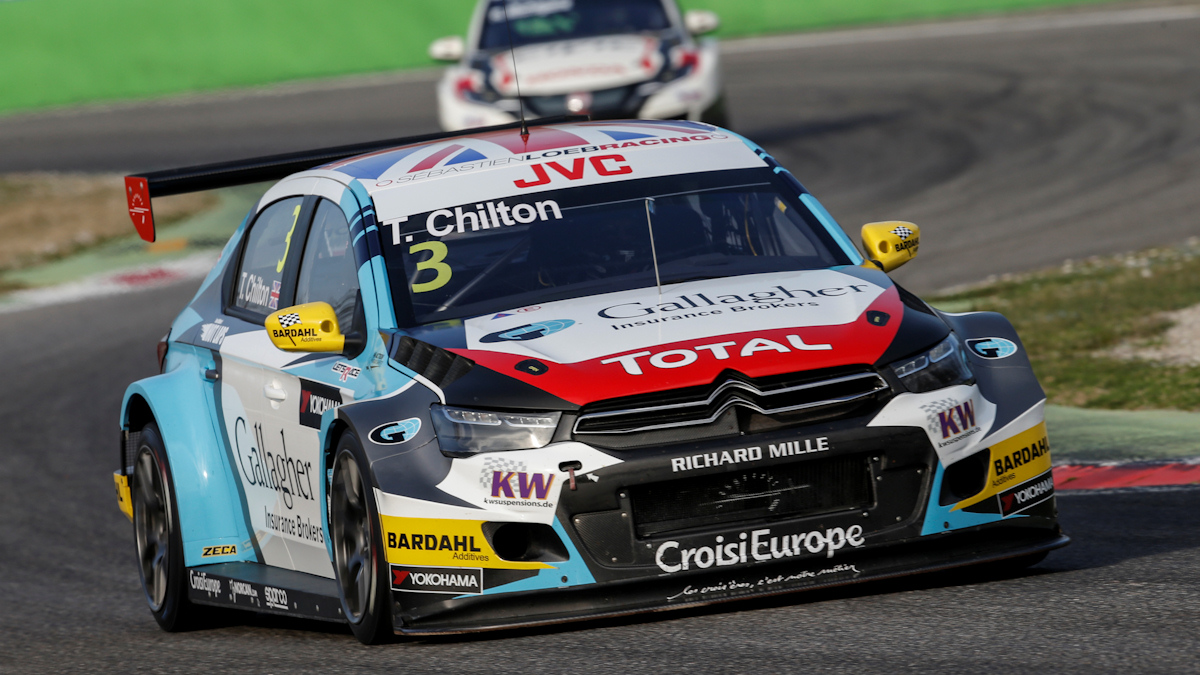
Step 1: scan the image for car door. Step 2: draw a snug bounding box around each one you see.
[253,193,375,578]
[217,191,341,577]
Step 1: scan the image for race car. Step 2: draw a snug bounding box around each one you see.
[116,116,1067,643]
[430,0,726,131]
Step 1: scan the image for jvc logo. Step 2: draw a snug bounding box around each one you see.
[513,154,631,188]
[938,400,976,439]
[490,471,555,500]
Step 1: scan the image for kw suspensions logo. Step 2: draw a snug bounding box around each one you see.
[478,457,556,508]
[233,418,323,543]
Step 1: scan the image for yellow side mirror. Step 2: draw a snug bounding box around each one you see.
[860,221,920,272]
[266,302,346,353]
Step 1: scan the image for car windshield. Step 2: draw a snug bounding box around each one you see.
[478,0,671,50]
[383,168,854,327]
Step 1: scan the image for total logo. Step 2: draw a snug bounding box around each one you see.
[368,418,422,445]
[480,320,574,343]
[655,525,865,573]
[601,334,832,376]
[391,565,483,595]
[967,337,1018,359]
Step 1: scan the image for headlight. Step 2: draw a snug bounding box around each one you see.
[889,334,973,393]
[431,405,561,457]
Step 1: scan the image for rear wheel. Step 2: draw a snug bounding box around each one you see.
[330,432,394,644]
[132,423,203,631]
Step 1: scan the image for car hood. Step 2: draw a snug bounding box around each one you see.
[410,268,947,407]
[487,34,665,96]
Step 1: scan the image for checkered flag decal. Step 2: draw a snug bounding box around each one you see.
[277,313,302,328]
[891,225,914,240]
[478,456,528,488]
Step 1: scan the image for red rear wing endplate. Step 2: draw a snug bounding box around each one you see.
[122,115,587,242]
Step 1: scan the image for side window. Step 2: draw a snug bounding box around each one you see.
[296,199,360,332]
[233,197,305,317]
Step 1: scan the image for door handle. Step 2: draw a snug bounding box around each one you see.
[263,384,287,401]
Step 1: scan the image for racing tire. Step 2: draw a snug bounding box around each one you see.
[330,432,394,644]
[132,423,204,631]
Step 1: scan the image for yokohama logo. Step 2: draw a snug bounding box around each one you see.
[999,470,1055,517]
[390,565,482,595]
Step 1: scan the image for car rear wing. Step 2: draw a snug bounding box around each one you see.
[123,115,587,242]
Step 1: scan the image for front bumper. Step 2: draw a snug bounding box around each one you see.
[386,418,1065,634]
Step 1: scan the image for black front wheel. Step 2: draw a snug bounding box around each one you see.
[132,423,204,631]
[330,432,394,644]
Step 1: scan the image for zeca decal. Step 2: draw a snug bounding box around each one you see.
[601,334,832,376]
[513,154,631,188]
[655,526,866,573]
[368,418,422,445]
[201,544,237,558]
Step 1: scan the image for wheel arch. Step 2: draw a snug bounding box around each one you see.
[121,360,253,560]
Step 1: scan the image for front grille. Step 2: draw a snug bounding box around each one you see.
[629,455,874,537]
[575,367,888,437]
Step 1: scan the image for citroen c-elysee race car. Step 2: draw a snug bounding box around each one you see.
[115,117,1067,643]
[430,0,726,131]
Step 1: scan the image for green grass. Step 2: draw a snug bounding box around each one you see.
[0,0,1128,115]
[931,240,1200,412]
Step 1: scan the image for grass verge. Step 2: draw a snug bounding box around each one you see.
[0,0,1130,115]
[930,238,1200,411]
[0,174,218,279]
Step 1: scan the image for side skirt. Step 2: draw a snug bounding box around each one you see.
[185,562,346,623]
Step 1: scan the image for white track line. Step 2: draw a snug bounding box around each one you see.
[0,252,218,314]
[722,5,1200,54]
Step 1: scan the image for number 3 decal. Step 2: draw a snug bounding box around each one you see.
[409,241,452,293]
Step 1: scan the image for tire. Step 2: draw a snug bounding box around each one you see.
[330,432,394,644]
[132,423,204,631]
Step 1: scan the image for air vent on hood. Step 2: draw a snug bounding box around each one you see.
[390,336,473,388]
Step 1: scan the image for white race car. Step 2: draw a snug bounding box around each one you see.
[431,0,726,131]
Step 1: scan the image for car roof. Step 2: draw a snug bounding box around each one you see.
[315,120,768,225]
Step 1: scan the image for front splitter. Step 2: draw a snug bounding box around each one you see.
[394,525,1068,635]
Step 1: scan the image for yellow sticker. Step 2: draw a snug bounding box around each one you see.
[275,203,302,273]
[378,515,551,570]
[953,422,1051,511]
[201,544,238,558]
[409,241,453,293]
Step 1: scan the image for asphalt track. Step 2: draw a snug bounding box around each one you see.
[3,5,1200,673]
